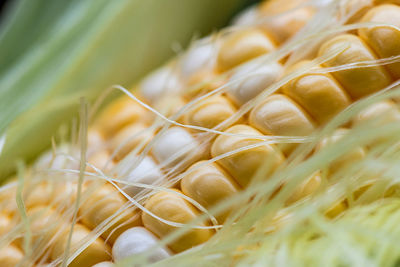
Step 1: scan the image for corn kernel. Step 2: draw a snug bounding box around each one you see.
[184,95,237,129]
[211,124,284,187]
[0,245,23,267]
[151,127,203,169]
[282,61,351,124]
[217,28,276,72]
[226,61,283,106]
[110,123,152,161]
[0,213,11,236]
[94,97,149,138]
[113,226,171,263]
[259,0,314,44]
[139,66,183,104]
[51,223,111,267]
[142,190,213,252]
[121,156,163,197]
[353,100,400,125]
[179,41,217,79]
[181,161,240,222]
[249,94,315,154]
[359,4,400,78]
[318,34,392,99]
[79,184,141,244]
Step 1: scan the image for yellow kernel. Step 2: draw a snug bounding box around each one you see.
[359,4,400,79]
[142,190,213,253]
[51,223,111,267]
[353,100,400,125]
[94,96,149,138]
[318,34,392,99]
[249,94,315,154]
[250,94,315,136]
[0,245,23,267]
[283,61,351,124]
[184,95,237,129]
[17,206,66,262]
[217,28,276,72]
[181,161,240,222]
[79,184,141,244]
[211,124,285,187]
[259,0,314,44]
[24,181,77,210]
[184,69,225,99]
[110,123,152,161]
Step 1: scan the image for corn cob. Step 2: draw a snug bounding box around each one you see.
[1,0,400,266]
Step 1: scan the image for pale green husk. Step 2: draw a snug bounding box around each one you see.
[0,0,248,180]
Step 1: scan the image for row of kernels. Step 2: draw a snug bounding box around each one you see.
[247,30,396,142]
[88,73,218,259]
[88,87,215,260]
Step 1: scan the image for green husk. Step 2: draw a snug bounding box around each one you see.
[0,0,249,180]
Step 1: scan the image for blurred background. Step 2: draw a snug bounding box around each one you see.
[0,0,259,179]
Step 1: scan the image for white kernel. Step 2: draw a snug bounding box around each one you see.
[227,61,283,106]
[140,66,182,104]
[122,156,163,196]
[112,227,171,263]
[151,127,199,167]
[180,42,216,79]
